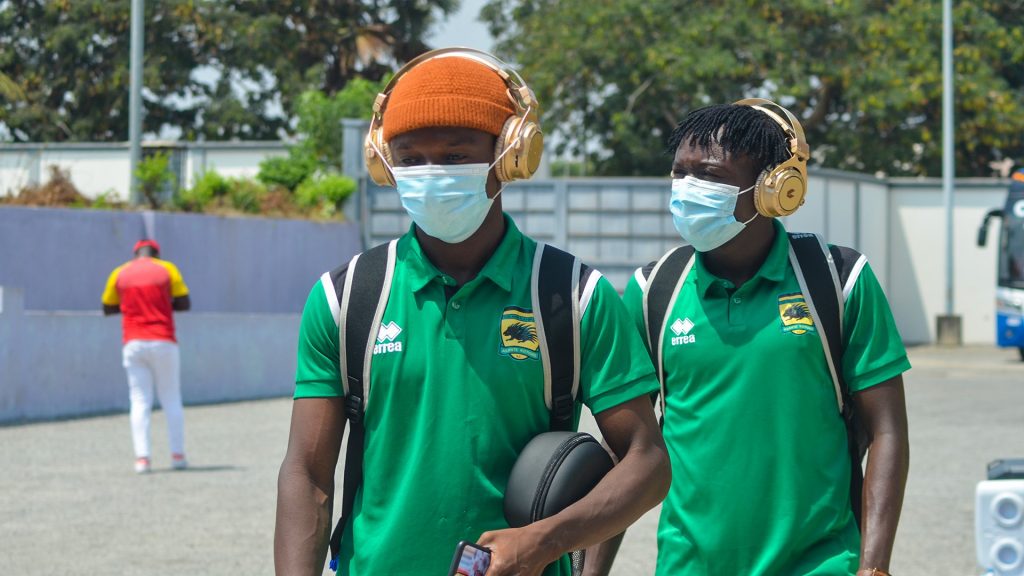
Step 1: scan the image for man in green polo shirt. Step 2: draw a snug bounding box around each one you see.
[591,102,910,576]
[274,49,670,576]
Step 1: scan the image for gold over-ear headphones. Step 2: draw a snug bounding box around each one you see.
[364,47,544,187]
[734,98,810,217]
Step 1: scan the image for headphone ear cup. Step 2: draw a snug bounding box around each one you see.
[364,127,395,187]
[494,115,544,182]
[494,116,518,182]
[753,170,772,217]
[754,163,806,217]
[771,166,806,216]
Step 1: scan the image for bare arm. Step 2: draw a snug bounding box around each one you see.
[853,376,910,575]
[582,394,660,576]
[172,295,191,311]
[581,532,625,576]
[478,395,671,576]
[275,397,347,576]
[102,304,120,316]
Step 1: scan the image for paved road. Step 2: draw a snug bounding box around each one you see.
[2,345,1021,575]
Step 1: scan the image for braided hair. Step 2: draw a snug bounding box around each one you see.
[667,104,792,174]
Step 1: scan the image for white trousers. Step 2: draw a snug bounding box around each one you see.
[122,340,185,459]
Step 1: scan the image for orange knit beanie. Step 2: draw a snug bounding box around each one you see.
[382,54,515,141]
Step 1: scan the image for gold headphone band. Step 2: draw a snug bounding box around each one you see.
[734,98,809,161]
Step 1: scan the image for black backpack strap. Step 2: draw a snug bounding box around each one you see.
[788,233,846,414]
[328,239,398,570]
[533,242,581,432]
[788,232,866,529]
[640,246,696,419]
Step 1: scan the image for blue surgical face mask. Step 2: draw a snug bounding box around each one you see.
[392,163,502,244]
[669,176,757,252]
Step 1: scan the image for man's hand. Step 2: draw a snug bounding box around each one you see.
[477,526,559,576]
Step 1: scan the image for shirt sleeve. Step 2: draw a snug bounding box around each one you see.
[294,279,345,399]
[101,266,123,306]
[160,261,190,297]
[621,270,649,342]
[841,261,911,392]
[579,273,660,415]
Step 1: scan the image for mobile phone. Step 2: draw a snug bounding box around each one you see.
[447,540,491,576]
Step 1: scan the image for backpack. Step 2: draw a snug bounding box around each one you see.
[639,232,869,528]
[327,239,592,571]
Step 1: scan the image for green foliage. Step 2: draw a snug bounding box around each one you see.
[549,160,594,178]
[176,170,229,212]
[227,178,266,213]
[134,152,176,209]
[295,173,357,210]
[293,78,387,172]
[0,1,208,142]
[257,152,317,192]
[91,190,120,210]
[482,0,1024,177]
[0,1,456,142]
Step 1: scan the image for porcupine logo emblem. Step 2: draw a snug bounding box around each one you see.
[498,306,540,360]
[778,293,817,335]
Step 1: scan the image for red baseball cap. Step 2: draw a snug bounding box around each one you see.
[133,239,161,253]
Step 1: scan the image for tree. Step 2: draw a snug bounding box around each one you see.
[293,77,386,172]
[0,0,456,142]
[0,0,209,142]
[482,0,1024,177]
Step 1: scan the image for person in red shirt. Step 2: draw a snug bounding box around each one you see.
[102,239,191,474]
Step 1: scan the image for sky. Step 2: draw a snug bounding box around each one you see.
[428,0,494,52]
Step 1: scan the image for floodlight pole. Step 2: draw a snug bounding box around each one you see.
[128,0,144,205]
[937,0,962,345]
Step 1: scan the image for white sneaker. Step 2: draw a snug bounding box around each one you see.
[134,457,151,474]
[171,454,188,470]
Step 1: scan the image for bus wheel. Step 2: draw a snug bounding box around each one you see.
[1019,347,1024,361]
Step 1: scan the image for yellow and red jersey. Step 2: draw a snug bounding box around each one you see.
[102,257,189,344]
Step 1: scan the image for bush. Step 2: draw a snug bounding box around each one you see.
[135,152,176,208]
[295,173,356,211]
[228,178,266,213]
[256,152,316,191]
[176,170,229,212]
[92,189,122,210]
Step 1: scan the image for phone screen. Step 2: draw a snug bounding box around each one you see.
[448,541,491,576]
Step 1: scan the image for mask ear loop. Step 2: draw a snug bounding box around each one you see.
[737,183,757,225]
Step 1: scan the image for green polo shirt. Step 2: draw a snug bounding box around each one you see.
[295,216,659,576]
[622,220,910,576]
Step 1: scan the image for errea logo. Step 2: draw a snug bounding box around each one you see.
[669,318,696,346]
[374,321,403,355]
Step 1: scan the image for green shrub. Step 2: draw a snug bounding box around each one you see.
[135,152,176,208]
[257,152,316,191]
[176,170,229,212]
[228,178,266,213]
[295,173,356,210]
[92,189,121,210]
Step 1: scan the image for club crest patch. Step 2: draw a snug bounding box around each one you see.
[778,293,816,335]
[499,306,540,360]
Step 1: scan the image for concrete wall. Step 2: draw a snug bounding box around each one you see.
[0,142,288,201]
[0,206,362,313]
[887,181,1004,345]
[0,286,298,423]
